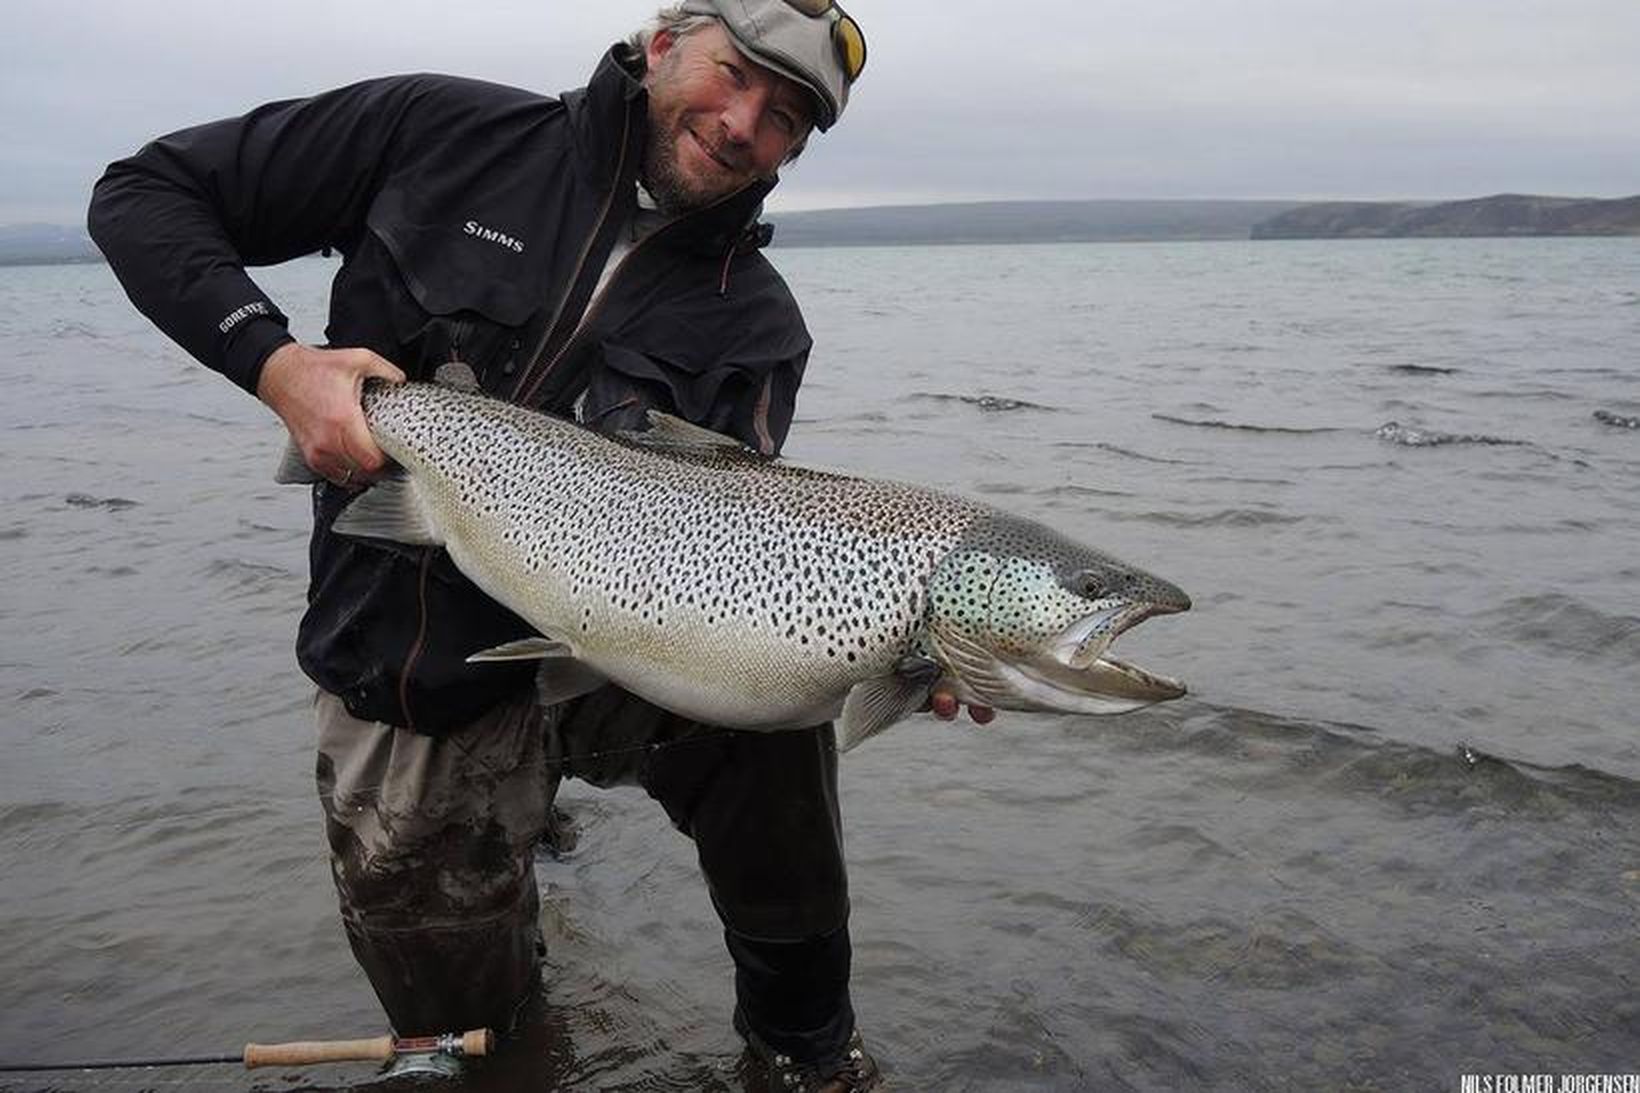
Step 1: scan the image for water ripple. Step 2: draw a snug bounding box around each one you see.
[1593,408,1639,429]
[1373,421,1528,447]
[1153,413,1343,435]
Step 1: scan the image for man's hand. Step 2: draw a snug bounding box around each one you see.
[257,343,405,487]
[928,686,996,725]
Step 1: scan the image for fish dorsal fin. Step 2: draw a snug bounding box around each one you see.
[331,478,442,546]
[432,360,481,391]
[619,412,748,455]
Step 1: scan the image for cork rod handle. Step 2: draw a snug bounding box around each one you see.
[242,1036,395,1068]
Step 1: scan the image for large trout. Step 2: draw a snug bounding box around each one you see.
[285,381,1191,749]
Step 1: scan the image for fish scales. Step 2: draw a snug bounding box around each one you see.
[330,381,1190,746]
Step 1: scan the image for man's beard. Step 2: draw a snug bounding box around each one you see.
[642,123,712,214]
[641,119,753,215]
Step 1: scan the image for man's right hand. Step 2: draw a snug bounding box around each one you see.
[256,343,406,487]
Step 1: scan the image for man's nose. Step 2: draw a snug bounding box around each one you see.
[720,89,762,146]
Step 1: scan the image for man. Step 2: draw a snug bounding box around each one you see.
[90,3,976,1088]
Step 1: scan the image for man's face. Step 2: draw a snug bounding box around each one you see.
[642,22,813,212]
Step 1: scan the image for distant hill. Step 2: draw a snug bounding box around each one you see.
[6,193,1636,265]
[1251,194,1640,239]
[0,223,99,266]
[768,200,1303,247]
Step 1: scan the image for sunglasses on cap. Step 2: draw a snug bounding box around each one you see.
[783,0,867,84]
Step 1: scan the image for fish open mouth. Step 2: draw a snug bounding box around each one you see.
[928,593,1188,714]
[1080,651,1186,701]
[1012,598,1189,710]
[1005,641,1185,709]
[1056,599,1189,673]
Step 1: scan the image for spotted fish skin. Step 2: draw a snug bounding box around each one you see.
[341,381,1190,745]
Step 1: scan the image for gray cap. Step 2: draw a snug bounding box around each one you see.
[678,0,862,131]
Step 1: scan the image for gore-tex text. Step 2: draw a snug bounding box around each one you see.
[218,301,270,333]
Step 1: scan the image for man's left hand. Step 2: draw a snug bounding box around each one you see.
[928,688,996,725]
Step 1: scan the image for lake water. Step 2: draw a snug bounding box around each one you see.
[1,238,1637,1091]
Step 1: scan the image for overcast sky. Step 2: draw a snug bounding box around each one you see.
[3,0,1636,223]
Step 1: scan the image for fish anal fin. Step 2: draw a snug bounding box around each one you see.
[466,636,573,662]
[467,636,605,705]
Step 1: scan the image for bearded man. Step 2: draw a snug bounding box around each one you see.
[88,4,965,1089]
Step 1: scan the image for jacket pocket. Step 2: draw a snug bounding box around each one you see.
[348,189,550,382]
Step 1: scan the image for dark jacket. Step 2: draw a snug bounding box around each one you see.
[88,47,812,734]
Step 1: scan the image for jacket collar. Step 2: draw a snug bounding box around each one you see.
[565,43,780,258]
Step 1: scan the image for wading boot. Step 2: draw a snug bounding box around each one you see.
[734,1007,883,1092]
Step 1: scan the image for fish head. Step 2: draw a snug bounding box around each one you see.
[924,517,1190,715]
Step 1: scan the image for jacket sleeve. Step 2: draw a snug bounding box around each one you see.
[87,75,445,394]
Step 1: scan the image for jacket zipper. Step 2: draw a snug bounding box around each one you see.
[517,185,755,409]
[517,229,658,408]
[509,106,634,406]
[400,98,642,723]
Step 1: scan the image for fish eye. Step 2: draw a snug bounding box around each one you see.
[1074,571,1103,598]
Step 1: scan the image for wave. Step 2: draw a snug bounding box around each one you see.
[1472,593,1640,665]
[201,558,297,583]
[1039,483,1134,499]
[1105,508,1304,528]
[1126,702,1640,818]
[63,493,140,510]
[1054,441,1196,465]
[1373,421,1528,448]
[910,392,1056,413]
[1593,409,1640,429]
[1152,413,1342,435]
[49,320,100,340]
[1386,364,1461,375]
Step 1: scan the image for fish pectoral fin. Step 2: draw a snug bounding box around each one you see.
[466,636,574,662]
[330,479,441,546]
[621,412,751,455]
[534,660,608,707]
[838,674,935,753]
[274,440,322,485]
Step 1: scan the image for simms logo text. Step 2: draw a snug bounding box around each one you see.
[465,220,525,253]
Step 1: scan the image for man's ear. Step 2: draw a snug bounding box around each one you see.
[646,28,676,71]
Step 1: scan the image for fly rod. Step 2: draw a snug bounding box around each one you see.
[0,1027,493,1073]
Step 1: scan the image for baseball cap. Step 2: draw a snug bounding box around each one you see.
[678,0,866,130]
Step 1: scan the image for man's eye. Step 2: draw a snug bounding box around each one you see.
[719,62,746,86]
[771,111,796,135]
